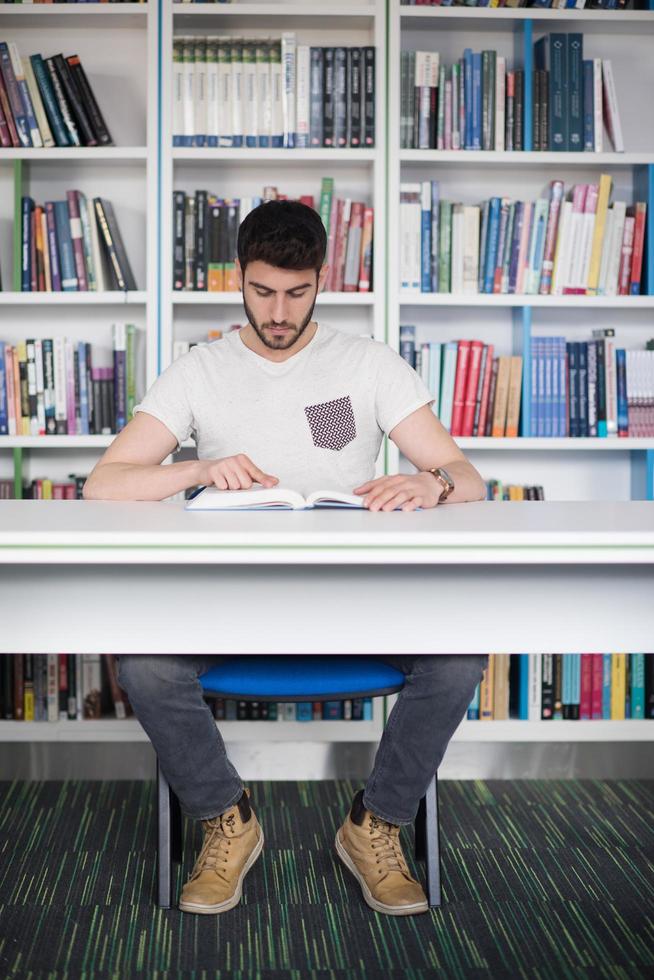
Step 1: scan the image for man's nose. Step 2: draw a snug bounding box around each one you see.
[271,295,290,324]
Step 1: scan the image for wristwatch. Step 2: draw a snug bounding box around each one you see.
[426,466,455,503]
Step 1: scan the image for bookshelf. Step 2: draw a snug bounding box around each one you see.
[387,0,654,503]
[1,2,652,759]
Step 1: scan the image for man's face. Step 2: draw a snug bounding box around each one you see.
[238,260,326,351]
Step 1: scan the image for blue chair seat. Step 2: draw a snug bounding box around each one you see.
[200,655,405,701]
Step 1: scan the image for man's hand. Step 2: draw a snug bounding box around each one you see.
[197,454,278,491]
[353,473,441,511]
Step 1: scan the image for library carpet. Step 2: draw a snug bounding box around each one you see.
[0,779,652,979]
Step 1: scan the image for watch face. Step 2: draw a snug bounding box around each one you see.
[437,468,454,493]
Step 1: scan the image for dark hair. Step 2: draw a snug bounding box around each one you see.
[237,200,327,275]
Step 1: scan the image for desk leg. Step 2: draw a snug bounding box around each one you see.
[424,774,442,908]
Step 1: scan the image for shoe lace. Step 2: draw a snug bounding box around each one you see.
[188,812,237,884]
[368,815,413,880]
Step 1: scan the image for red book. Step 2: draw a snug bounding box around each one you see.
[476,343,495,436]
[484,358,499,437]
[358,206,374,292]
[591,654,604,720]
[449,340,471,436]
[0,84,12,147]
[617,216,635,296]
[0,69,19,147]
[332,198,351,293]
[627,202,647,296]
[460,340,483,436]
[579,654,593,721]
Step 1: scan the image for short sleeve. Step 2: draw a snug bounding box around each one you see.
[373,342,435,435]
[133,356,195,449]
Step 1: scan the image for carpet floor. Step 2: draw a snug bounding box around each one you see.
[0,779,653,979]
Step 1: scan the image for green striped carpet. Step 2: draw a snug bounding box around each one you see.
[0,780,652,979]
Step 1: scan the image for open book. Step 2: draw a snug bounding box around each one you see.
[185,485,365,511]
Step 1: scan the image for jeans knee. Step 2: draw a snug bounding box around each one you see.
[116,654,196,696]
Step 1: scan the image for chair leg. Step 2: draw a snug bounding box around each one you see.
[423,772,442,908]
[171,787,183,864]
[414,795,427,861]
[157,757,174,909]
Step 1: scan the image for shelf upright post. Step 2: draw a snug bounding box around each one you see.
[12,161,23,292]
[513,305,532,438]
[521,18,533,154]
[633,164,654,296]
[631,451,654,502]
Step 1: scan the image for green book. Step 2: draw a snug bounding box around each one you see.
[439,200,452,293]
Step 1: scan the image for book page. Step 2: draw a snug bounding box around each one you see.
[185,486,306,510]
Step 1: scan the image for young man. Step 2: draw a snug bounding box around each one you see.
[84,200,488,917]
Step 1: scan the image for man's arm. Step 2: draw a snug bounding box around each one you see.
[83,413,280,501]
[354,404,486,511]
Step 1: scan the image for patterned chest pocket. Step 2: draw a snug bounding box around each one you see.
[304,395,357,451]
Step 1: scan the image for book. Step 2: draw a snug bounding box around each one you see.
[185,486,369,511]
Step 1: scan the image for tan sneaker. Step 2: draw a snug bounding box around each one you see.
[335,790,428,916]
[179,790,264,914]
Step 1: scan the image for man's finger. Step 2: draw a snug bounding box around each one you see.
[248,462,278,487]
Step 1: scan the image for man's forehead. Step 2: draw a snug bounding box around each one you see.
[245,263,317,290]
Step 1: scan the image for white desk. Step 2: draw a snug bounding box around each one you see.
[0,500,653,655]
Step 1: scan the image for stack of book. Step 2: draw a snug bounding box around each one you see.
[485,480,545,500]
[531,334,654,438]
[400,329,524,437]
[402,37,622,153]
[174,179,374,294]
[19,193,137,293]
[0,475,86,501]
[468,653,654,722]
[0,324,141,437]
[173,35,375,149]
[400,176,647,296]
[0,40,112,149]
[401,1,637,9]
[212,699,374,723]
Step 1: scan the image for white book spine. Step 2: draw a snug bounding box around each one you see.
[34,338,46,434]
[528,654,542,723]
[593,58,603,153]
[439,345,457,430]
[258,43,272,146]
[601,59,624,153]
[243,43,258,146]
[206,38,219,146]
[281,32,296,149]
[295,44,310,149]
[578,208,597,292]
[551,200,572,295]
[451,65,460,151]
[217,41,232,147]
[462,205,480,294]
[53,337,67,428]
[172,39,184,146]
[451,205,464,293]
[400,184,421,293]
[604,201,626,297]
[88,199,106,291]
[182,38,196,147]
[605,337,618,435]
[597,206,614,296]
[494,56,506,152]
[47,654,59,723]
[23,57,54,148]
[195,40,208,146]
[9,42,41,147]
[231,43,243,146]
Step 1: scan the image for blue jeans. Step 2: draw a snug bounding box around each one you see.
[116,653,488,826]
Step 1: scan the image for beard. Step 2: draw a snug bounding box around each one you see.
[242,290,318,350]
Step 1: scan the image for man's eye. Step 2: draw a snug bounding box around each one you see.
[255,291,272,298]
[289,292,308,299]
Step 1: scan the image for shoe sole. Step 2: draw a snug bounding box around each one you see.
[335,831,429,917]
[179,829,264,915]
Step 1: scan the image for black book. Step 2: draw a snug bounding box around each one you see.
[645,654,654,719]
[237,700,248,721]
[93,198,138,291]
[100,376,113,434]
[346,47,361,147]
[73,346,81,435]
[309,47,324,147]
[539,69,549,153]
[206,201,221,291]
[363,46,375,147]
[333,47,348,149]
[513,69,524,151]
[45,57,80,147]
[1,656,13,719]
[194,190,208,290]
[92,374,102,435]
[52,54,97,147]
[66,54,113,146]
[541,654,555,719]
[173,191,186,290]
[532,70,541,151]
[323,47,335,148]
[595,338,607,435]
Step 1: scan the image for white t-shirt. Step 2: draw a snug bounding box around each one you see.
[134,323,434,497]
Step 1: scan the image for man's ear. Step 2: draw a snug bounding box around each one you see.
[235,258,243,291]
[317,263,329,293]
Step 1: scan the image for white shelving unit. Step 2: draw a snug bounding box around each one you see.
[1,3,651,756]
[387,1,654,505]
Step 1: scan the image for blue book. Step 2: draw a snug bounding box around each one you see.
[602,653,611,720]
[420,182,431,293]
[467,683,480,721]
[463,49,473,149]
[558,336,567,437]
[530,335,539,437]
[21,196,35,292]
[578,341,588,437]
[0,42,31,147]
[78,342,90,435]
[535,34,568,151]
[30,54,70,147]
[53,200,77,291]
[471,53,482,150]
[362,697,373,721]
[544,336,553,438]
[567,34,583,152]
[630,654,645,719]
[477,200,490,293]
[537,337,546,437]
[483,197,501,294]
[615,348,628,435]
[322,701,342,721]
[0,341,7,436]
[567,342,577,437]
[582,59,594,151]
[519,654,529,721]
[430,179,440,293]
[296,702,313,722]
[507,201,524,294]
